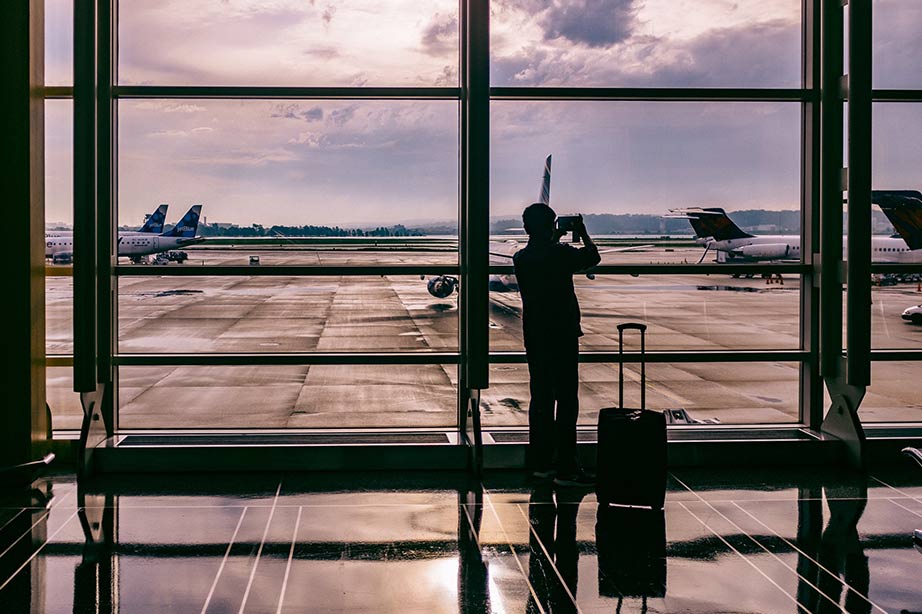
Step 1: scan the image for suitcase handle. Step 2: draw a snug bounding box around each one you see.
[618,322,646,410]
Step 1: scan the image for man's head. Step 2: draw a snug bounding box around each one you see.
[522,202,556,240]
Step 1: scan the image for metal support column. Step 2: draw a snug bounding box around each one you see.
[2,0,49,476]
[75,0,111,476]
[459,0,490,472]
[820,0,869,468]
[96,0,116,435]
[802,0,823,430]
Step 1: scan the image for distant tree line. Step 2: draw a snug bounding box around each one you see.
[489,209,896,235]
[197,223,424,237]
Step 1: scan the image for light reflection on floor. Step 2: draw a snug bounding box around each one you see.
[1,465,921,613]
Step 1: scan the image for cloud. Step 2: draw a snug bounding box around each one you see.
[271,104,325,122]
[330,105,358,127]
[421,13,459,55]
[538,0,639,48]
[492,18,800,88]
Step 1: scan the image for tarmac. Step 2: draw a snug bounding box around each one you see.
[44,243,922,431]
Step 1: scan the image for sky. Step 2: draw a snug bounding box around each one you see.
[43,0,922,229]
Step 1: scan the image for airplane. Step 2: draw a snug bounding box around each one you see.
[424,155,653,298]
[45,204,169,239]
[872,190,922,251]
[667,200,922,265]
[45,204,204,264]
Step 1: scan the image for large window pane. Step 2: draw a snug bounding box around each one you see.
[482,361,799,427]
[117,275,458,354]
[118,0,458,86]
[490,273,801,352]
[45,0,73,86]
[873,103,922,194]
[873,0,922,89]
[118,365,457,428]
[46,100,73,230]
[491,0,801,87]
[871,284,922,350]
[118,100,458,266]
[862,361,922,422]
[491,102,801,251]
[47,366,82,431]
[47,276,73,355]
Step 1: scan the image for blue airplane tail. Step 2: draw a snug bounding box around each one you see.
[138,204,168,233]
[161,205,202,238]
[538,154,552,205]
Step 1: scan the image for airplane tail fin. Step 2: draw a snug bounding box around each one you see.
[665,207,753,241]
[161,205,202,238]
[538,154,552,205]
[138,204,168,234]
[872,190,922,250]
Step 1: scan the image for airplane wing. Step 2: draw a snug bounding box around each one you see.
[598,244,655,254]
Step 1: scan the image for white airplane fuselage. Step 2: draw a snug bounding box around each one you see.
[711,234,922,263]
[45,234,201,259]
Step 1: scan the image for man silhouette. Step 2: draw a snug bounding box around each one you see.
[513,203,600,486]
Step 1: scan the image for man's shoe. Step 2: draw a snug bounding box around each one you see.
[553,471,595,488]
[531,468,557,480]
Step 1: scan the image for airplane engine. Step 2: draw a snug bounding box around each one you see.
[427,275,458,299]
[734,243,792,260]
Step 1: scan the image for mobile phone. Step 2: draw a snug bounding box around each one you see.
[556,214,582,242]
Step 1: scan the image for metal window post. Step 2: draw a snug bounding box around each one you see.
[459,0,489,466]
[846,0,872,388]
[96,0,116,433]
[74,0,98,393]
[802,0,823,429]
[820,0,870,468]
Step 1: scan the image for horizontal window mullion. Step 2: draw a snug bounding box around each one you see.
[869,263,922,274]
[489,351,809,363]
[115,353,461,366]
[872,90,922,102]
[488,263,810,275]
[43,86,74,99]
[114,265,460,277]
[870,350,922,361]
[490,87,813,102]
[114,86,462,100]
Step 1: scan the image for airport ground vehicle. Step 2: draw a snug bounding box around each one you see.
[166,250,188,262]
[903,304,922,324]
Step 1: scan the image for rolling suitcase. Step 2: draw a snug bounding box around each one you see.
[596,323,667,510]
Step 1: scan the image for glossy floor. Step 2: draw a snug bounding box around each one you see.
[1,465,921,613]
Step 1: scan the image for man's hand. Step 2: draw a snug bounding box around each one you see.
[553,227,568,243]
[575,215,596,249]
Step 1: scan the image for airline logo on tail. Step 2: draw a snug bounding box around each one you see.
[161,204,202,238]
[539,154,552,205]
[668,207,754,242]
[137,204,169,234]
[872,190,922,250]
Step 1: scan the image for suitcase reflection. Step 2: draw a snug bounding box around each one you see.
[596,503,667,610]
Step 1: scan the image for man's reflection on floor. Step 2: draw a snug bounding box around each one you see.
[797,476,871,614]
[596,502,667,613]
[527,485,586,614]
